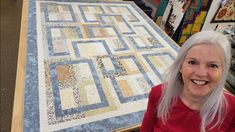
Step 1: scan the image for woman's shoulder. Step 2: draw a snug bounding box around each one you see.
[150,84,164,98]
[224,91,235,103]
[224,91,235,109]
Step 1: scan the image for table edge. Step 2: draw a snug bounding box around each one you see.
[11,0,29,131]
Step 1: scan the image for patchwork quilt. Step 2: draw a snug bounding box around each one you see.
[24,0,178,131]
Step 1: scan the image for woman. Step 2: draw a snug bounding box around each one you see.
[140,31,235,132]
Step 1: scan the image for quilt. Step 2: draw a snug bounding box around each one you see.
[161,0,191,37]
[211,0,235,23]
[24,0,178,131]
[177,0,212,45]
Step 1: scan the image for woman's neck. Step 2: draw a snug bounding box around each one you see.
[180,91,205,110]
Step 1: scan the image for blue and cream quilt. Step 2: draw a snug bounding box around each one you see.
[24,0,179,131]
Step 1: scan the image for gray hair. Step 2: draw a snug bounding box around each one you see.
[157,30,231,132]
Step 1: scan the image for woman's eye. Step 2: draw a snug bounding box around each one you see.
[188,60,196,65]
[210,64,218,68]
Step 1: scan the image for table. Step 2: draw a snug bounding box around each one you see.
[12,0,179,131]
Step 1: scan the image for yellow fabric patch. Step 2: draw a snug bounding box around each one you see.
[117,80,134,97]
[56,65,70,82]
[148,56,162,67]
[60,88,77,110]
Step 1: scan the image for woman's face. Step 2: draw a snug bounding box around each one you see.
[181,44,223,98]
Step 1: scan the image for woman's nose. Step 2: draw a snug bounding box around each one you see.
[195,66,208,77]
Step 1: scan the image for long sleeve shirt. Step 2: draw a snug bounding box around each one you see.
[140,84,235,132]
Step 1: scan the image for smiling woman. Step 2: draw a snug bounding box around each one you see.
[180,44,224,108]
[140,30,235,132]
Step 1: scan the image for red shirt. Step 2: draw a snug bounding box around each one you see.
[140,84,235,132]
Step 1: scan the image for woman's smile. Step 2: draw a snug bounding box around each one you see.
[191,79,209,86]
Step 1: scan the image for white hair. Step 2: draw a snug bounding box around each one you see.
[157,30,231,132]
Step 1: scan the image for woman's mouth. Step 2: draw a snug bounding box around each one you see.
[191,80,209,85]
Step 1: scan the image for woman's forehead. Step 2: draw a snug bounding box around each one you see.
[185,44,224,61]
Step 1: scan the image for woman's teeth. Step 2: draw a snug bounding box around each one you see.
[192,80,208,85]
